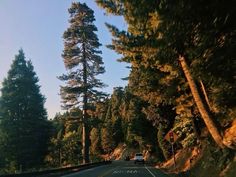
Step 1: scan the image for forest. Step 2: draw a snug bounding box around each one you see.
[0,1,235,177]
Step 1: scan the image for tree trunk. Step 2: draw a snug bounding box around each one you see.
[178,55,225,148]
[199,79,212,111]
[82,41,90,164]
[82,119,90,163]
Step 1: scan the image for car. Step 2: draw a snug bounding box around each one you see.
[134,153,144,164]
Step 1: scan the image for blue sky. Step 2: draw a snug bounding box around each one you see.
[0,0,129,118]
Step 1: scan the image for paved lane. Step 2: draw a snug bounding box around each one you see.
[62,161,170,177]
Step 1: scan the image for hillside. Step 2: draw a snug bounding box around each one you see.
[159,143,236,177]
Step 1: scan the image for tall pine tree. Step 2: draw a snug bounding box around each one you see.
[0,49,50,171]
[60,2,106,163]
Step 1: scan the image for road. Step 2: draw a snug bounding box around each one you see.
[62,161,170,177]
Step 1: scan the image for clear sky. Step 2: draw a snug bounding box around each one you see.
[0,0,129,118]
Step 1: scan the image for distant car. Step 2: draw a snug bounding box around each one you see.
[134,153,144,164]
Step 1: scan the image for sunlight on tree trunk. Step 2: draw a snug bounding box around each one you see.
[199,79,212,112]
[179,55,225,149]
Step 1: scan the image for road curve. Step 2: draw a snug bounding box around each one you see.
[62,161,170,177]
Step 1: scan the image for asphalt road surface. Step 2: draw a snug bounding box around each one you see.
[62,161,170,177]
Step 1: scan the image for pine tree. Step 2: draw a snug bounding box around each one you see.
[101,104,116,153]
[59,2,106,163]
[101,121,115,154]
[90,128,101,156]
[96,0,236,149]
[0,49,50,171]
[46,112,83,167]
[110,87,124,145]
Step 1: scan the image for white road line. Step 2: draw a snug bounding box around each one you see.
[145,165,156,177]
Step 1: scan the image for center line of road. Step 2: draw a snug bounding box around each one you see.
[145,165,156,177]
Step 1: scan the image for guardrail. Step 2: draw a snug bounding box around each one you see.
[0,160,112,177]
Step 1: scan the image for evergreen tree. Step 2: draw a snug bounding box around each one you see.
[101,121,115,153]
[96,0,236,149]
[60,2,106,163]
[90,128,101,156]
[46,111,82,167]
[110,87,124,145]
[123,89,157,150]
[0,49,50,171]
[101,104,116,153]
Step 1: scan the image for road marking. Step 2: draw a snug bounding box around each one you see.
[127,170,138,173]
[99,166,121,177]
[145,166,156,177]
[112,170,123,174]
